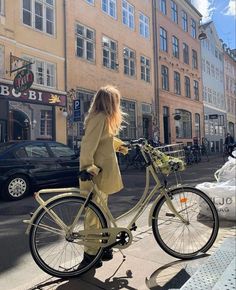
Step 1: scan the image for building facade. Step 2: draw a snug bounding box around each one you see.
[222,45,236,139]
[154,0,203,145]
[65,0,155,145]
[200,21,226,152]
[0,0,67,144]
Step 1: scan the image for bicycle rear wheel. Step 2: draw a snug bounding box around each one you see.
[152,187,219,259]
[29,196,107,278]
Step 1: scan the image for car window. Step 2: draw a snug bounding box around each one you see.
[0,143,14,154]
[49,143,75,157]
[24,144,50,158]
[15,147,27,158]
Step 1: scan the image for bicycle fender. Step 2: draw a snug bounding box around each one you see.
[23,192,87,234]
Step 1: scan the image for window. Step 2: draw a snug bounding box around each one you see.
[76,23,95,62]
[195,113,200,139]
[191,19,196,38]
[123,47,135,77]
[161,65,169,90]
[0,45,4,77]
[0,0,4,15]
[49,143,75,157]
[182,10,188,32]
[101,0,117,18]
[102,36,118,70]
[139,13,150,38]
[175,109,192,139]
[24,144,50,158]
[185,76,190,97]
[140,55,150,82]
[40,110,52,137]
[120,100,136,139]
[171,1,178,23]
[172,36,179,58]
[23,56,56,87]
[192,49,198,69]
[160,0,167,15]
[22,0,55,35]
[193,80,199,100]
[122,0,134,30]
[160,27,168,52]
[211,64,215,78]
[174,71,181,95]
[86,0,94,4]
[183,43,189,64]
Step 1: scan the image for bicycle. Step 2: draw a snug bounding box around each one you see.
[24,138,219,278]
[117,144,146,171]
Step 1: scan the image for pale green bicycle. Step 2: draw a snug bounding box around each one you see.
[24,138,219,278]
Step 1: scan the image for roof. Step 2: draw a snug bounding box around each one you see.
[184,0,203,17]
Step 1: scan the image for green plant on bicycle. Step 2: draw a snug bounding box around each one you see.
[24,138,219,278]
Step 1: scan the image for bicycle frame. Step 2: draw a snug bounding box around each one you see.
[24,146,188,250]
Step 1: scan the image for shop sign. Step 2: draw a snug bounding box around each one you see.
[209,114,218,119]
[0,82,66,107]
[73,100,81,122]
[13,69,34,93]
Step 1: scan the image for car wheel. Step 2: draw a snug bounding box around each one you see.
[2,174,30,201]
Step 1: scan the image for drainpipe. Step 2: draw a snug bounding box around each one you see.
[63,0,68,144]
[152,0,160,138]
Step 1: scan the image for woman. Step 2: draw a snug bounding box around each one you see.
[79,85,127,268]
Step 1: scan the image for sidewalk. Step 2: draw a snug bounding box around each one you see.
[13,217,235,290]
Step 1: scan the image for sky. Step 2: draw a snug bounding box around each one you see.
[192,0,236,49]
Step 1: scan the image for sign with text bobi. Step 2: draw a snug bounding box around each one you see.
[0,82,66,107]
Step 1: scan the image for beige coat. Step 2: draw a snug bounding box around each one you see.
[79,112,123,194]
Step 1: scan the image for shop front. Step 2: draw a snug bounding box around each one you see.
[0,82,66,143]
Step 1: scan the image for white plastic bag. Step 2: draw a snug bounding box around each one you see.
[214,152,236,182]
[196,180,236,220]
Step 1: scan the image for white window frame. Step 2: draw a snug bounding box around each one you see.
[40,109,52,138]
[101,0,117,19]
[191,18,196,38]
[139,12,150,38]
[75,23,95,62]
[160,0,167,15]
[23,55,56,88]
[172,36,179,58]
[182,10,188,32]
[0,0,4,15]
[22,0,55,36]
[160,27,168,52]
[123,47,136,77]
[122,0,134,30]
[102,36,118,70]
[171,0,178,23]
[140,55,150,83]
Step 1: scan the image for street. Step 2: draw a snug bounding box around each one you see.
[0,154,233,290]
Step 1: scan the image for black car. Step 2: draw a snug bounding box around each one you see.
[0,141,80,201]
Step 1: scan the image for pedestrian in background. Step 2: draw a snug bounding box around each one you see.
[79,85,128,268]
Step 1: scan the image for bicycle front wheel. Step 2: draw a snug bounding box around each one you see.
[29,196,107,278]
[152,187,219,259]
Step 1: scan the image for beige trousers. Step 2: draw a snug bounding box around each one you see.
[84,190,109,255]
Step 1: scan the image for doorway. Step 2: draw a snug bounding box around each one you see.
[9,110,30,140]
[163,106,170,144]
[0,120,7,142]
[142,116,151,139]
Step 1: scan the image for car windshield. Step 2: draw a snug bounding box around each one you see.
[0,143,15,154]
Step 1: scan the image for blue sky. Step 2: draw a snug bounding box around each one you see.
[192,0,236,48]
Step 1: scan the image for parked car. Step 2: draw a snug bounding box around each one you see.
[0,140,80,201]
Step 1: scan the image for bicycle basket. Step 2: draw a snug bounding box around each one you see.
[143,143,186,175]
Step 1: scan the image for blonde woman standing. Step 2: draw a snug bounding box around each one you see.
[79,85,127,268]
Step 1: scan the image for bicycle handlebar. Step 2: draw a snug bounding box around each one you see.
[227,143,236,158]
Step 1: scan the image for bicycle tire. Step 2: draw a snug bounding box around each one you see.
[133,154,146,170]
[29,196,108,278]
[152,187,219,259]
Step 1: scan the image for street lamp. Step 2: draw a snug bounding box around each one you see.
[198,31,207,40]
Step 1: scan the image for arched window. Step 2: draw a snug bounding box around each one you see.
[175,109,192,139]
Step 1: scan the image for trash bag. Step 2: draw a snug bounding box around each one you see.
[214,153,236,182]
[196,180,236,220]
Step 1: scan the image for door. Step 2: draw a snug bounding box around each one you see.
[47,142,79,186]
[142,116,150,139]
[163,106,170,144]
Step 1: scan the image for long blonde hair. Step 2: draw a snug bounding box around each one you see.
[85,85,125,135]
